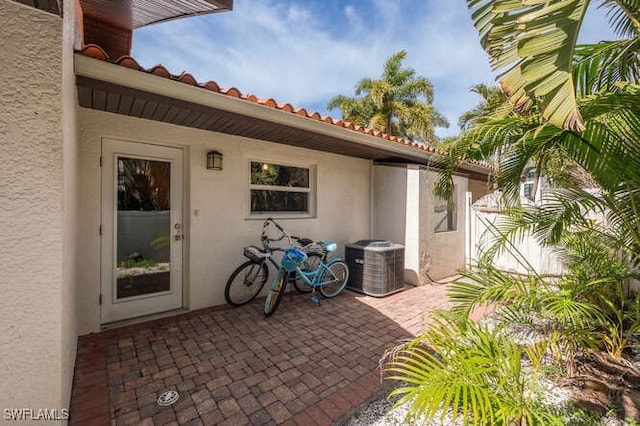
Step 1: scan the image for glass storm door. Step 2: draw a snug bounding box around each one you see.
[101,139,184,324]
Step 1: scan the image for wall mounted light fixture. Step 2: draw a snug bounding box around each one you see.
[207,150,223,170]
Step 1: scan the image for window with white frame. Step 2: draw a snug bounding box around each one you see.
[249,161,313,214]
[434,190,457,233]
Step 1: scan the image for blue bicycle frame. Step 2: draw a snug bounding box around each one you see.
[264,245,349,316]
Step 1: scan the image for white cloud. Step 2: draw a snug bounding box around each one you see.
[134,1,389,107]
[131,0,618,139]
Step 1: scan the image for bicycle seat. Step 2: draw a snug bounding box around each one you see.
[244,246,271,262]
[292,235,313,246]
[297,238,313,246]
[321,241,338,252]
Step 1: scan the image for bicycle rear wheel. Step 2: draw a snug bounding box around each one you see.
[264,269,287,317]
[225,260,268,306]
[319,261,349,298]
[293,252,323,293]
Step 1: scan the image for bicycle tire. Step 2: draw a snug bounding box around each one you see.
[264,269,287,317]
[225,260,269,306]
[293,252,323,293]
[319,261,349,298]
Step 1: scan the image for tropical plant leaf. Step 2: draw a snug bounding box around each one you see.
[600,0,640,38]
[573,38,640,95]
[467,0,589,130]
[387,312,564,425]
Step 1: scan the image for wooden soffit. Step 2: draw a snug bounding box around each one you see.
[78,0,233,30]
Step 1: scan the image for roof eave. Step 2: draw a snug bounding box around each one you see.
[75,55,442,161]
[74,54,492,178]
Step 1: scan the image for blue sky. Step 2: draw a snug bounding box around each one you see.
[132,1,619,138]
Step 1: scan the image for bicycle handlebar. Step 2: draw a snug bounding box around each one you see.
[261,218,291,246]
[261,219,326,256]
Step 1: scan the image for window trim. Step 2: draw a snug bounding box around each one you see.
[247,159,316,219]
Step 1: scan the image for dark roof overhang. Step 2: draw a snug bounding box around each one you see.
[78,0,233,30]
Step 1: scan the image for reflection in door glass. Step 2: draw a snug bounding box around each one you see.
[116,157,171,299]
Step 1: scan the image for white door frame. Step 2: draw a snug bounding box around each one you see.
[100,138,184,324]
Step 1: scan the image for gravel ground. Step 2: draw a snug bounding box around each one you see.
[342,383,462,426]
[343,383,631,426]
[343,388,427,426]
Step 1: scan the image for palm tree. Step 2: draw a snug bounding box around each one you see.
[327,50,449,145]
[458,83,508,131]
[466,0,640,130]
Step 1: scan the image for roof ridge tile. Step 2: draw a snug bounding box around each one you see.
[294,107,308,117]
[150,65,171,79]
[203,81,221,92]
[258,98,277,107]
[178,72,197,85]
[116,56,141,70]
[222,87,242,97]
[79,44,108,61]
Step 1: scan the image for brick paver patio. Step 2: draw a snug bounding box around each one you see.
[70,284,453,425]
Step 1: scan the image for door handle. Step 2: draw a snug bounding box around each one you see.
[174,223,183,240]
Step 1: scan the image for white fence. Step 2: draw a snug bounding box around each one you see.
[466,191,640,293]
[466,193,565,276]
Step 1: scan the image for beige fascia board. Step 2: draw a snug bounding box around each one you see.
[74,54,448,163]
[373,160,490,178]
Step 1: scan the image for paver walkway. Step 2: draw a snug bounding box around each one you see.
[70,284,453,425]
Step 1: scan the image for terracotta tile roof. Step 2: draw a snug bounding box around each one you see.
[77,44,492,170]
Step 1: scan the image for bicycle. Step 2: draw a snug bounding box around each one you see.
[264,245,349,317]
[224,218,328,306]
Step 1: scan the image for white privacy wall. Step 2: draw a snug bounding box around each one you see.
[0,0,78,414]
[469,207,565,275]
[77,108,372,334]
[372,164,469,284]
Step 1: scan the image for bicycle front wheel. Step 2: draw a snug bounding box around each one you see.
[319,261,349,298]
[264,269,287,317]
[225,260,269,306]
[293,252,323,293]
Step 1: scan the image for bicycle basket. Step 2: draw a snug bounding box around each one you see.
[244,246,269,262]
[282,248,307,271]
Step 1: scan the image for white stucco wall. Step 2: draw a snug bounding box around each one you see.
[0,0,76,416]
[419,171,468,280]
[372,165,406,245]
[373,164,469,284]
[77,108,372,333]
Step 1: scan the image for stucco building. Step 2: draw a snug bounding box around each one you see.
[0,0,491,416]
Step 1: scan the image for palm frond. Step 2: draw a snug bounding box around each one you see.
[573,38,640,95]
[387,312,564,425]
[600,0,640,38]
[467,0,589,130]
